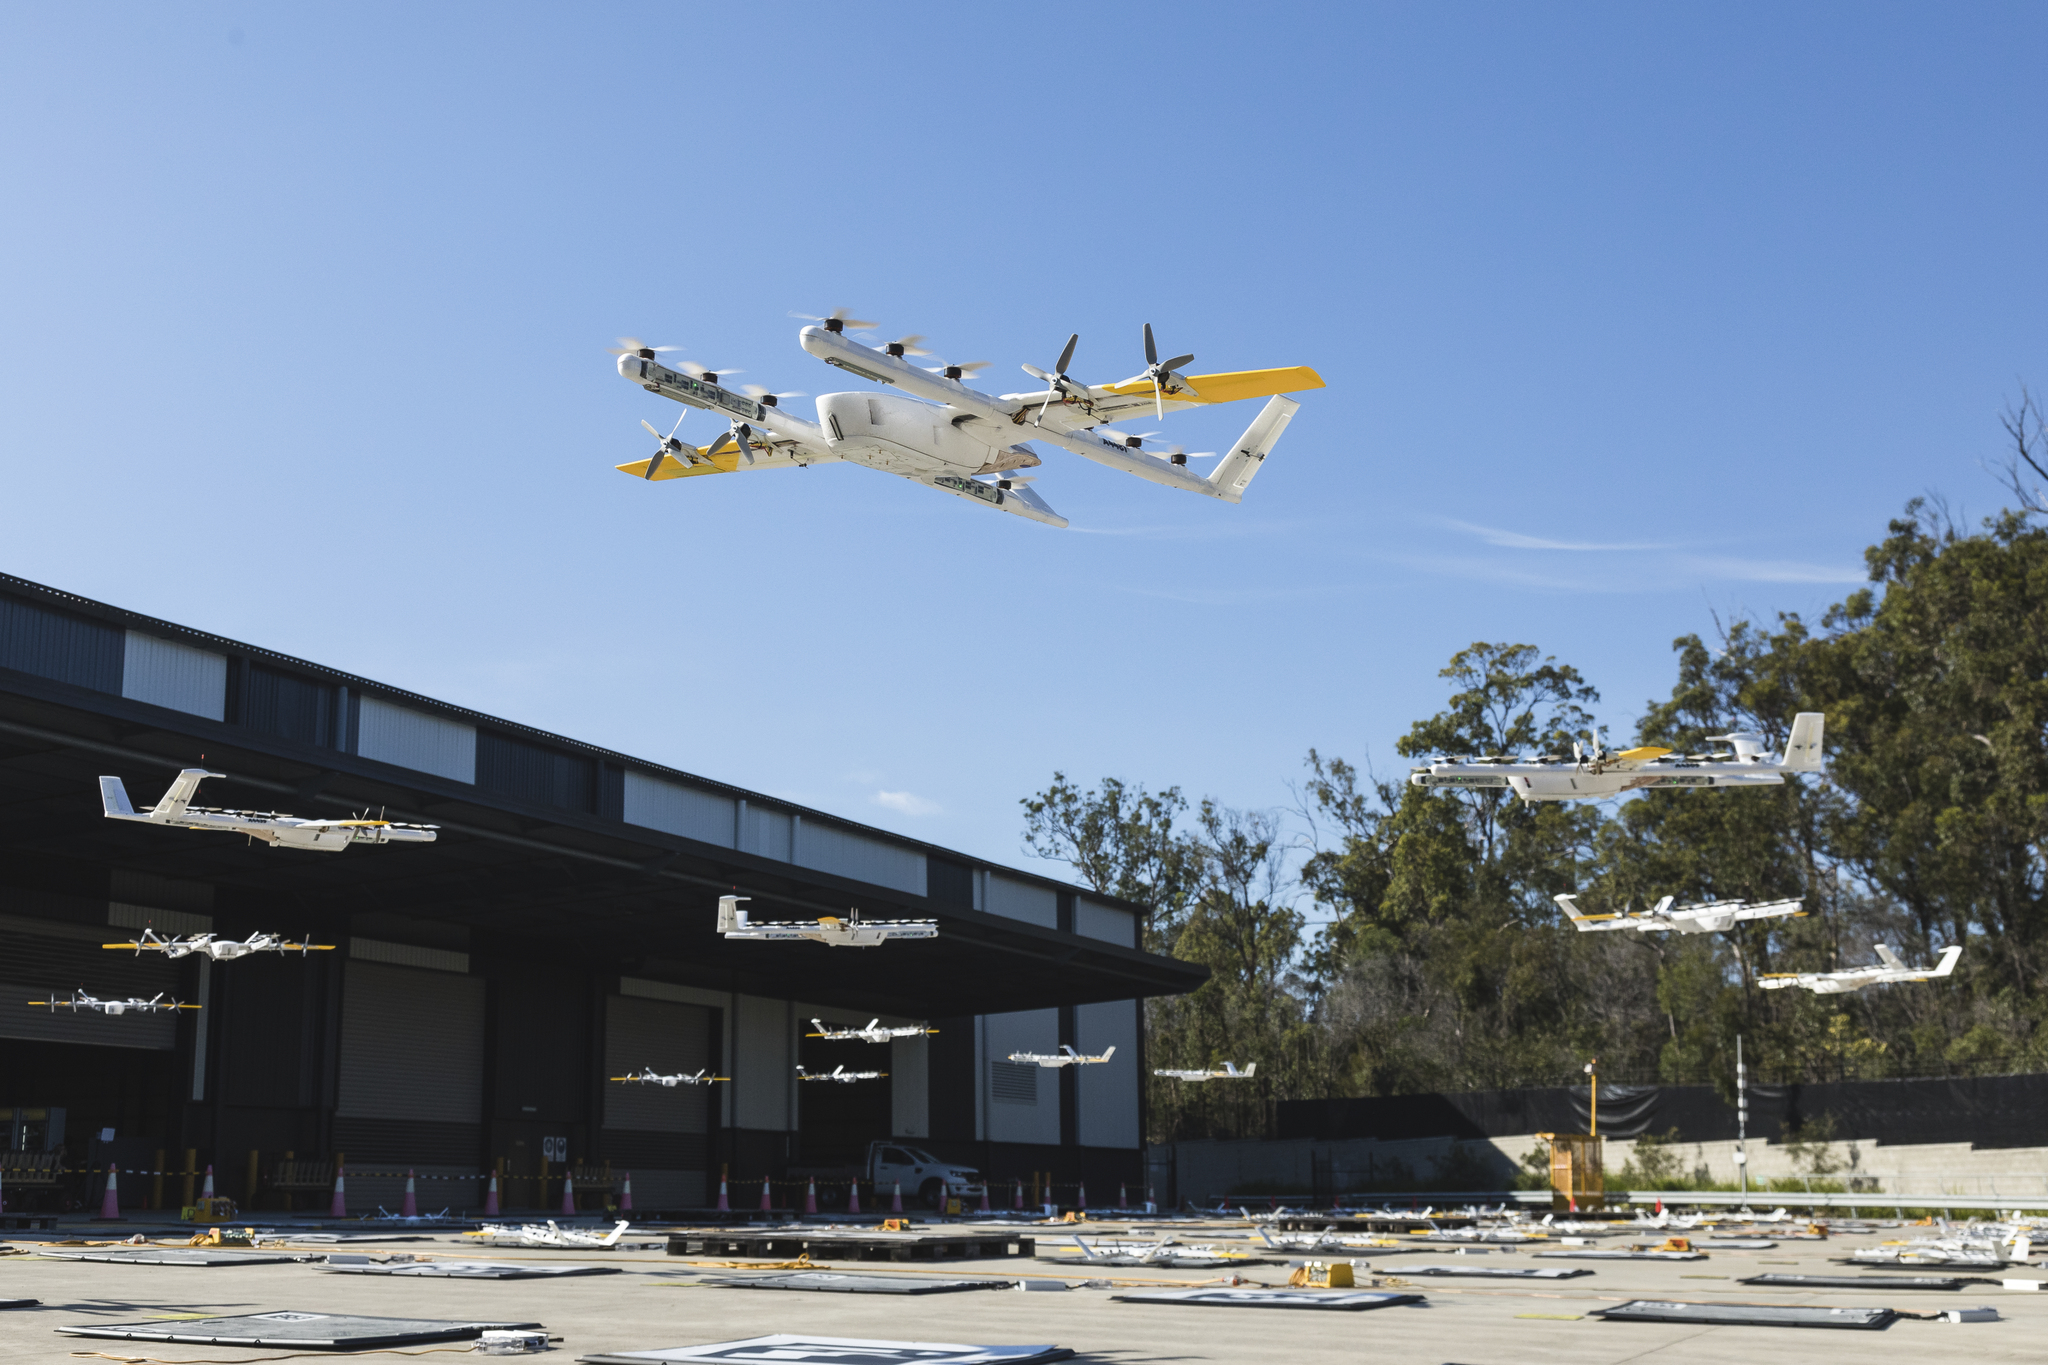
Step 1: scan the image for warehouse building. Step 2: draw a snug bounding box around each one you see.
[0,572,1200,1213]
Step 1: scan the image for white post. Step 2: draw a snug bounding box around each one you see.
[1735,1035,1750,1212]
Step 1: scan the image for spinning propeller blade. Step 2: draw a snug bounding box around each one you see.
[639,411,687,479]
[609,337,677,357]
[790,308,878,333]
[1028,334,1081,424]
[1141,323,1197,420]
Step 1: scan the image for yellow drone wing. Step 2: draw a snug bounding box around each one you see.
[1097,365,1326,406]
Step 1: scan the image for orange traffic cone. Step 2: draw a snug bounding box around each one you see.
[1077,1182,1087,1211]
[621,1172,634,1213]
[759,1177,772,1212]
[804,1177,817,1215]
[329,1161,347,1218]
[561,1172,577,1216]
[891,1181,903,1213]
[95,1164,124,1221]
[1013,1179,1023,1210]
[1118,1182,1128,1210]
[715,1174,729,1212]
[978,1183,990,1213]
[847,1179,860,1215]
[401,1170,418,1217]
[483,1171,500,1217]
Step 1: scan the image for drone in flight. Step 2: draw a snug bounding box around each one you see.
[796,1064,887,1084]
[1153,1062,1257,1083]
[1759,944,1962,994]
[104,929,336,960]
[1409,715,1825,803]
[716,895,937,948]
[30,989,198,1016]
[101,771,438,852]
[609,1068,728,1087]
[612,316,1324,528]
[1009,1045,1117,1069]
[808,1018,937,1044]
[1553,894,1805,936]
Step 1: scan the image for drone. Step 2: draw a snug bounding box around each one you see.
[716,895,936,948]
[1009,1045,1117,1069]
[609,1068,728,1087]
[807,1018,937,1043]
[1153,1062,1257,1083]
[612,317,1325,528]
[796,1064,887,1084]
[101,771,438,852]
[103,928,336,960]
[1552,894,1805,935]
[29,989,198,1016]
[1409,715,1825,803]
[1759,944,1962,994]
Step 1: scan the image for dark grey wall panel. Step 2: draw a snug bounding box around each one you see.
[242,666,332,747]
[337,961,484,1124]
[476,733,594,813]
[0,597,122,694]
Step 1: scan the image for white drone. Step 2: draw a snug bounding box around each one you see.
[101,771,438,852]
[716,895,936,948]
[807,1018,937,1043]
[1759,944,1963,994]
[103,928,336,960]
[467,1220,635,1249]
[1153,1062,1256,1083]
[1009,1045,1117,1069]
[1553,894,1805,935]
[29,989,198,1016]
[1409,715,1825,803]
[796,1064,887,1084]
[609,1068,728,1087]
[612,317,1326,529]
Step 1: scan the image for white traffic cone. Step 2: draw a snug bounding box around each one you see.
[96,1164,123,1221]
[621,1172,634,1213]
[329,1161,347,1218]
[200,1165,216,1201]
[483,1171,500,1217]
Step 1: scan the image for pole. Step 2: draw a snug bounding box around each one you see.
[1584,1059,1598,1136]
[1736,1035,1750,1211]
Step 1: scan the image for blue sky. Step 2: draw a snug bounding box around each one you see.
[3,4,2044,886]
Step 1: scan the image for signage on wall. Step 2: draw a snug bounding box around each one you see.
[541,1135,567,1162]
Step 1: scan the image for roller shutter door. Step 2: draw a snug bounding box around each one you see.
[337,961,484,1123]
[603,995,711,1134]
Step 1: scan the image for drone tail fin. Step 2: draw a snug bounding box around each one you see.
[1206,396,1298,503]
[99,776,137,818]
[717,895,749,934]
[1929,944,1963,978]
[151,768,222,821]
[1783,713,1825,772]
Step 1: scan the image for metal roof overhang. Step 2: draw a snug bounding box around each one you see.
[0,669,1206,1018]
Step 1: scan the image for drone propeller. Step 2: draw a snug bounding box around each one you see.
[704,421,759,467]
[740,385,807,407]
[1140,323,1197,421]
[609,337,678,357]
[1146,444,1214,467]
[1021,333,1081,424]
[790,308,877,334]
[927,360,991,381]
[676,360,742,386]
[638,412,690,479]
[881,334,932,358]
[994,474,1037,489]
[1098,428,1163,449]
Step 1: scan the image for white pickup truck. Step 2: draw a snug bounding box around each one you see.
[867,1141,986,1210]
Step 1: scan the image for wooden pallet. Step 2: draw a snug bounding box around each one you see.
[0,1214,57,1230]
[668,1230,1033,1261]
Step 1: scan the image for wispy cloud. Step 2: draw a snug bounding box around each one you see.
[873,790,940,817]
[1439,518,1674,552]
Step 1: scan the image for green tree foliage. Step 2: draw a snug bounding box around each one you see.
[1025,492,2048,1142]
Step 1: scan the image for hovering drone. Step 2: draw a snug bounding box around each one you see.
[1409,715,1825,803]
[101,771,438,852]
[1153,1062,1257,1083]
[1759,944,1962,994]
[29,989,198,1016]
[103,928,336,960]
[807,1017,937,1043]
[1009,1044,1117,1069]
[715,895,937,948]
[1553,894,1805,935]
[796,1064,887,1084]
[609,1067,728,1087]
[611,315,1325,528]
